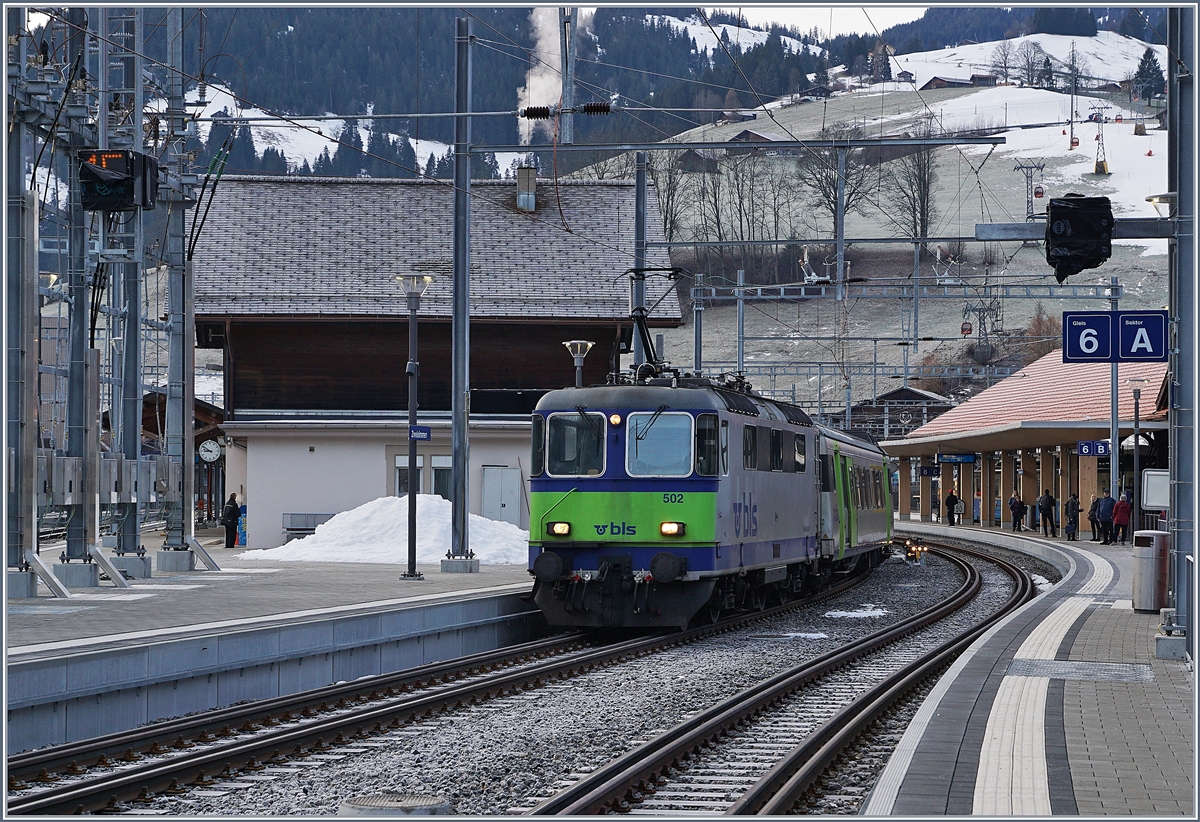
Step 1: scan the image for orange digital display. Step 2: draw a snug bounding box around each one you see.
[81,151,131,170]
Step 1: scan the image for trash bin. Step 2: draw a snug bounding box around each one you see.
[1132,530,1170,612]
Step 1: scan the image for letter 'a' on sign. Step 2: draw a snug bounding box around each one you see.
[1117,310,1169,362]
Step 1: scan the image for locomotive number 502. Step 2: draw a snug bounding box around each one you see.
[663,493,685,504]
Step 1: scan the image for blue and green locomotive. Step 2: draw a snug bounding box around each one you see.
[527,376,892,629]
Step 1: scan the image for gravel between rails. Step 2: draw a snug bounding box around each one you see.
[147,553,961,816]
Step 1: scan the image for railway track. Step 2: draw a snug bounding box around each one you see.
[7,568,872,815]
[526,541,1033,815]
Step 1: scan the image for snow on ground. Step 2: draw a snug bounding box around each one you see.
[885,31,1167,90]
[177,84,524,175]
[236,494,529,565]
[650,13,813,58]
[824,605,889,618]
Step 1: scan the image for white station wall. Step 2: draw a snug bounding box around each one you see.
[237,425,532,550]
[245,434,385,549]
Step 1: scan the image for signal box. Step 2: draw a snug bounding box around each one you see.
[79,149,158,211]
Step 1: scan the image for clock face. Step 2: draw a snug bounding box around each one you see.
[199,440,221,462]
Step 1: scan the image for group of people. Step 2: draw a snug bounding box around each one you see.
[1087,489,1134,545]
[998,488,1132,543]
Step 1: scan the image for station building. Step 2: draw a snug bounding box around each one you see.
[881,350,1169,528]
[191,175,679,549]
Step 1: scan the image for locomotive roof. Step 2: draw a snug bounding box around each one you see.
[535,383,887,459]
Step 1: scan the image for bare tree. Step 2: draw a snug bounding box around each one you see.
[1066,41,1090,92]
[1015,41,1045,87]
[796,122,874,238]
[885,118,940,250]
[990,40,1015,84]
[648,150,687,243]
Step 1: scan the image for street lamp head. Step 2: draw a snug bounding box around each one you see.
[1145,192,1176,218]
[1126,377,1147,399]
[396,274,434,297]
[563,340,594,359]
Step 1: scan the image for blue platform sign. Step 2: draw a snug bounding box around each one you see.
[919,466,939,477]
[409,425,432,441]
[1117,310,1169,362]
[1077,440,1112,457]
[938,453,976,463]
[1063,311,1170,363]
[1062,312,1112,363]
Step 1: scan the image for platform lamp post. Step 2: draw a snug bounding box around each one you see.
[1128,377,1146,530]
[563,340,595,388]
[398,274,433,581]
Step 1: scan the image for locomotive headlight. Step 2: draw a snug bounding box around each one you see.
[609,413,622,426]
[547,521,571,537]
[660,521,686,537]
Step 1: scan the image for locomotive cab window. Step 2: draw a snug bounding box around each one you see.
[743,425,758,471]
[546,412,605,476]
[695,414,719,477]
[530,415,545,476]
[627,411,693,477]
[795,434,807,472]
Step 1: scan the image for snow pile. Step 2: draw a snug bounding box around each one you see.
[824,604,889,618]
[237,495,529,565]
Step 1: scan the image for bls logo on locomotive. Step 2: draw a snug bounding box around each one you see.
[733,492,758,538]
[595,522,637,536]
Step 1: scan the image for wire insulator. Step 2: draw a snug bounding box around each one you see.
[522,106,552,120]
[582,102,611,115]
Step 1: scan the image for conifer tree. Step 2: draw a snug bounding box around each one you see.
[1134,47,1165,99]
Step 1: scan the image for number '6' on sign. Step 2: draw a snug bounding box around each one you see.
[1062,312,1112,363]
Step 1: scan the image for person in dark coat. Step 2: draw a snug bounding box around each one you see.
[1037,489,1057,537]
[1008,493,1022,532]
[1087,494,1100,541]
[220,493,240,549]
[1063,493,1081,541]
[1097,489,1116,544]
[1113,492,1133,544]
[945,489,959,527]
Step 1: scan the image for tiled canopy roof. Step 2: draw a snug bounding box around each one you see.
[192,176,679,322]
[879,350,1168,456]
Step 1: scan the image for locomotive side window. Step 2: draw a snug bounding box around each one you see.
[770,430,784,471]
[627,412,693,476]
[546,412,605,476]
[530,415,545,476]
[795,434,807,472]
[720,420,729,476]
[743,425,758,470]
[695,414,720,476]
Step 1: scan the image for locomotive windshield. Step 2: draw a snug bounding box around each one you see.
[546,412,605,476]
[627,412,693,476]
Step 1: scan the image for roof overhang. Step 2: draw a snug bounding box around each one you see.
[881,418,1169,457]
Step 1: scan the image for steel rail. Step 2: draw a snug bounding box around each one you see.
[733,541,1034,815]
[8,570,871,815]
[527,546,981,816]
[7,631,587,782]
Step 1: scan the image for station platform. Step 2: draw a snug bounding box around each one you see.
[6,532,542,753]
[865,522,1194,816]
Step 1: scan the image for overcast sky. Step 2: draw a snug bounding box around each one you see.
[708,6,929,39]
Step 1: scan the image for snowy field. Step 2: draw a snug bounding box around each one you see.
[236,495,529,565]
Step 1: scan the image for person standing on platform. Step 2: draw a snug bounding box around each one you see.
[1087,493,1100,541]
[1037,489,1057,537]
[1113,492,1133,544]
[1064,493,1081,541]
[1008,493,1022,532]
[1097,489,1116,544]
[945,488,959,527]
[220,493,240,549]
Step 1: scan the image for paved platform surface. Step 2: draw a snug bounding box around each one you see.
[7,528,532,654]
[866,522,1194,816]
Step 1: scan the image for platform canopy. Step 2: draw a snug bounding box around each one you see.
[880,351,1168,457]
